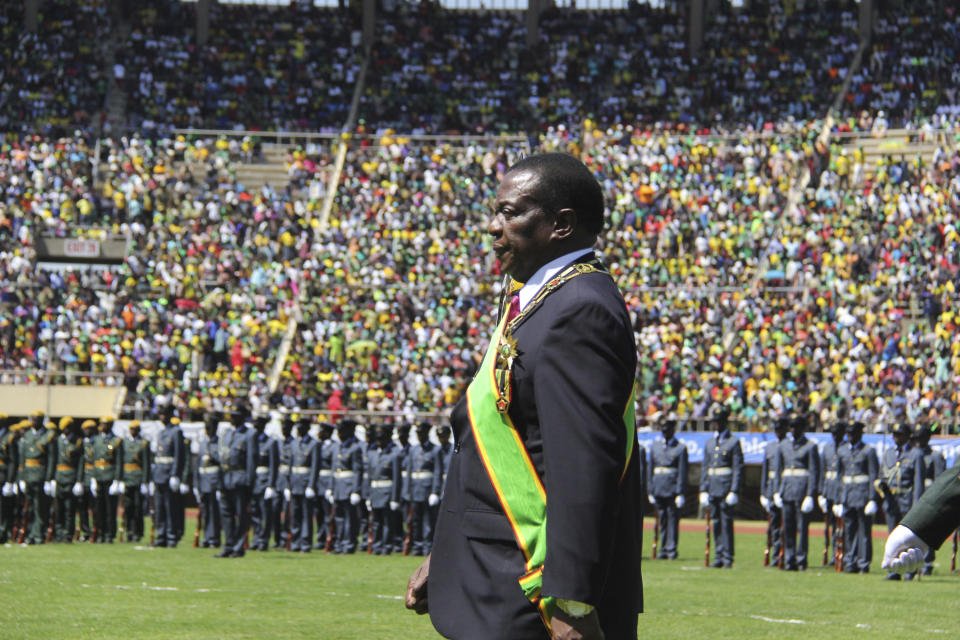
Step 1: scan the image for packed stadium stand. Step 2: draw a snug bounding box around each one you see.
[2,0,960,434]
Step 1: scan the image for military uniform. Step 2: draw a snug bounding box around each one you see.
[0,420,19,543]
[273,430,295,548]
[53,423,84,542]
[251,430,278,551]
[649,433,688,559]
[288,432,319,552]
[152,419,186,547]
[760,435,783,565]
[364,439,402,554]
[92,428,124,542]
[121,429,151,542]
[917,435,945,574]
[819,433,845,563]
[195,432,223,547]
[218,422,257,557]
[838,438,879,573]
[332,433,364,553]
[315,431,336,550]
[392,429,412,553]
[78,428,97,541]
[776,432,820,570]
[404,437,443,556]
[18,421,57,544]
[699,428,743,567]
[879,435,925,579]
[174,438,193,544]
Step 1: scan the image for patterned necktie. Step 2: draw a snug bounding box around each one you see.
[506,294,521,323]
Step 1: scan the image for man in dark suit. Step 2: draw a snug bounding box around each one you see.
[406,153,642,640]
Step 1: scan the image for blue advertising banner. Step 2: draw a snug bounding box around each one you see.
[636,431,960,468]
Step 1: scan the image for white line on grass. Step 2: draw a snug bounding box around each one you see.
[750,615,807,625]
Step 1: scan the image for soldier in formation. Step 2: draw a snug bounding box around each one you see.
[879,422,925,580]
[121,420,151,543]
[648,414,687,560]
[195,412,223,548]
[216,405,256,558]
[774,413,820,571]
[837,420,878,573]
[699,404,743,568]
[819,421,846,565]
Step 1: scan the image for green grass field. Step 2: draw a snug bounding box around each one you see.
[2,520,959,639]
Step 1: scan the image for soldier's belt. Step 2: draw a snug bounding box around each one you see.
[824,471,838,480]
[94,460,112,468]
[57,464,74,472]
[123,463,142,472]
[410,471,433,479]
[84,463,94,470]
[292,466,310,475]
[319,470,332,477]
[200,466,219,475]
[334,470,356,478]
[370,480,393,488]
[706,467,732,476]
[255,466,269,474]
[782,468,810,477]
[653,466,677,475]
[842,474,870,484]
[278,464,290,473]
[155,456,174,464]
[24,459,43,467]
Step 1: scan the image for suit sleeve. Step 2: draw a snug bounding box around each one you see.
[536,297,635,605]
[902,464,960,550]
[807,446,820,497]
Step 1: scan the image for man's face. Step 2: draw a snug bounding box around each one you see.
[489,169,560,283]
[848,428,862,445]
[661,424,675,441]
[205,420,218,438]
[893,431,909,448]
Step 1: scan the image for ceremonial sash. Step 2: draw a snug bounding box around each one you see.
[465,262,636,631]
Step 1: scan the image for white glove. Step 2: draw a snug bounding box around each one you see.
[699,491,709,507]
[90,478,98,498]
[324,489,333,503]
[18,479,26,493]
[648,493,656,505]
[179,482,189,495]
[365,499,372,510]
[773,492,783,508]
[832,503,844,518]
[760,495,771,511]
[149,481,156,496]
[216,490,223,502]
[428,493,440,507]
[818,496,828,512]
[50,479,57,494]
[725,492,738,506]
[675,494,685,509]
[865,500,878,516]
[2,482,12,497]
[305,487,316,499]
[72,482,84,497]
[349,492,361,505]
[43,481,52,496]
[169,477,180,492]
[283,488,292,502]
[263,487,276,501]
[389,500,399,511]
[118,481,125,494]
[193,488,201,503]
[141,483,148,495]
[801,496,814,514]
[881,524,929,574]
[109,480,120,496]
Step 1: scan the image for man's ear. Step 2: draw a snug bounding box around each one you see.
[552,207,576,241]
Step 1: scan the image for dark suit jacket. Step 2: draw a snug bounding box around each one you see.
[429,257,643,640]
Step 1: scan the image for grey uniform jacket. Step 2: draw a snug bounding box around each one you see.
[365,442,402,508]
[880,445,925,507]
[838,441,878,508]
[221,426,257,490]
[649,437,688,498]
[760,440,781,499]
[777,436,820,502]
[152,425,184,485]
[405,441,443,502]
[275,436,294,492]
[332,437,364,500]
[195,437,223,494]
[318,438,336,493]
[253,433,278,494]
[699,430,743,498]
[289,435,319,495]
[819,440,843,503]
